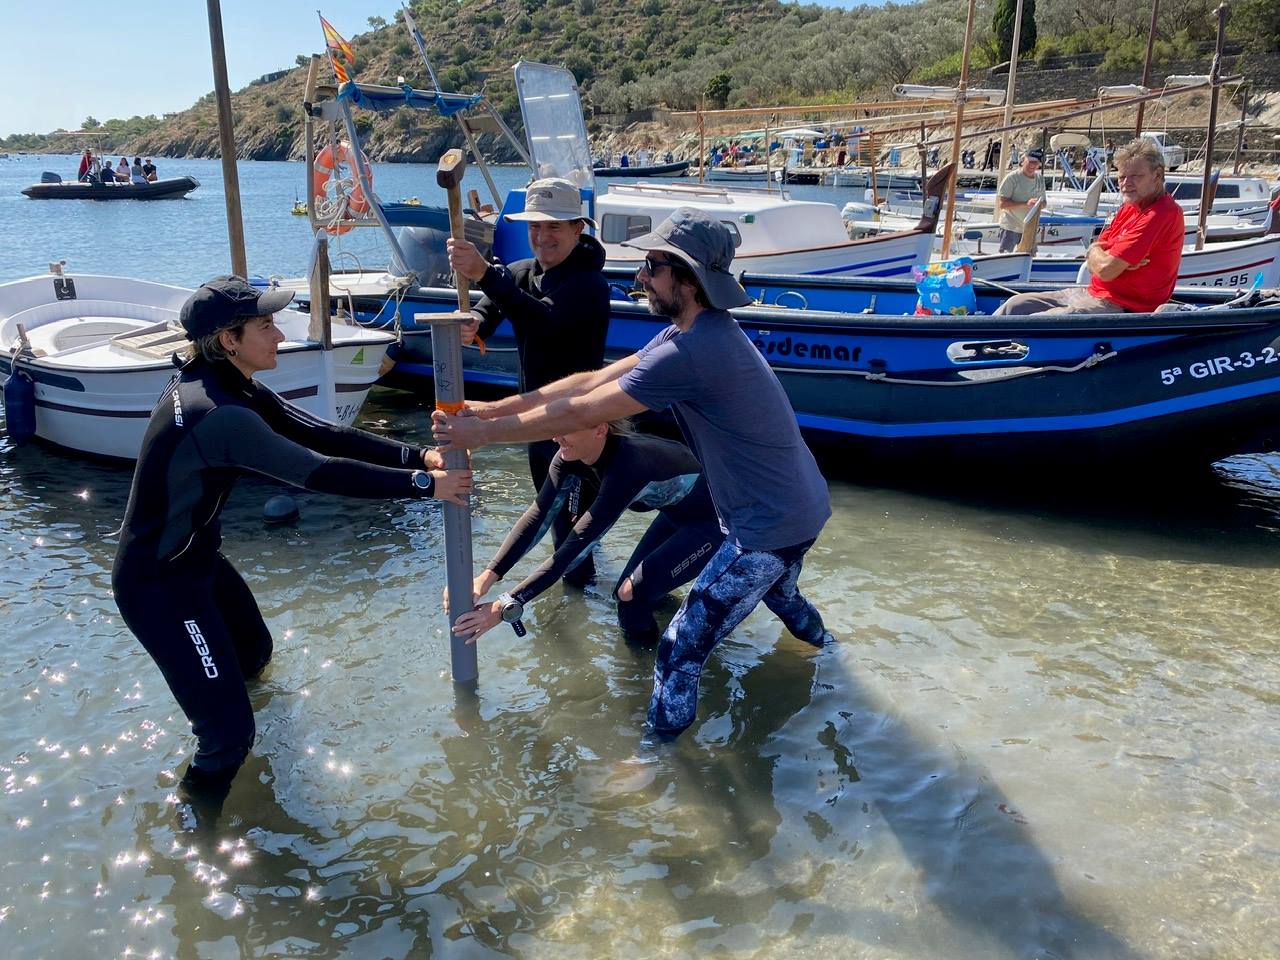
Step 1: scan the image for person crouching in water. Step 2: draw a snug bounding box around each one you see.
[111,276,471,801]
[448,421,723,647]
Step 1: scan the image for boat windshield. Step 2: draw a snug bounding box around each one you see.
[514,61,595,192]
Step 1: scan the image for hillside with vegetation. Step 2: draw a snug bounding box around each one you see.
[3,0,1276,160]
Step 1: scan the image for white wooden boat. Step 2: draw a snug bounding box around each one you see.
[699,164,772,182]
[827,167,923,190]
[1046,174,1275,224]
[1028,233,1280,288]
[596,178,943,279]
[0,271,393,460]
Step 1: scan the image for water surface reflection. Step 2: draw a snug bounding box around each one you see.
[2,393,1278,958]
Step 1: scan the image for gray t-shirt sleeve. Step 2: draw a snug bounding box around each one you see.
[618,332,694,412]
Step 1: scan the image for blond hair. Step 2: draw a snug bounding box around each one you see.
[1114,137,1165,174]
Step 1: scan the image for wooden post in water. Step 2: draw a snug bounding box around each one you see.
[868,129,879,208]
[940,0,978,259]
[1134,0,1162,138]
[205,0,247,278]
[1195,5,1228,251]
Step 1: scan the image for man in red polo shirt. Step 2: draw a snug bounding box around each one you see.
[996,138,1183,315]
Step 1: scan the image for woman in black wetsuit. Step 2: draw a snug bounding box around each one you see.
[449,422,723,646]
[111,276,470,798]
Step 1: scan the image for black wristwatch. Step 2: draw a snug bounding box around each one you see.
[410,470,434,496]
[498,592,526,637]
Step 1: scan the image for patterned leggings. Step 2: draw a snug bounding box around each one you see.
[647,537,827,738]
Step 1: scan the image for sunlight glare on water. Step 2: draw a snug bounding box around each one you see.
[0,155,1278,959]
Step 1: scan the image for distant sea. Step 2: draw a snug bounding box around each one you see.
[0,152,870,289]
[0,154,528,288]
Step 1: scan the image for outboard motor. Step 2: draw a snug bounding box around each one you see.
[391,225,453,287]
[386,205,496,287]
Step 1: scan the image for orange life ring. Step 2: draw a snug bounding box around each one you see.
[312,141,372,234]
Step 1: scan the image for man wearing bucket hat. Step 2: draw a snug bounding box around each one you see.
[448,176,611,586]
[995,146,1046,253]
[112,275,471,804]
[434,207,833,741]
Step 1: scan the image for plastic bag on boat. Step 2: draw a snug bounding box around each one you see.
[912,257,976,316]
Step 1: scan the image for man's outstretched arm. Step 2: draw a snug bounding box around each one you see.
[435,380,647,452]
[467,353,642,420]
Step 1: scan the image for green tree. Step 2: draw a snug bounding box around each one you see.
[1234,0,1280,51]
[82,116,100,130]
[367,15,387,29]
[992,0,1037,62]
[704,72,732,109]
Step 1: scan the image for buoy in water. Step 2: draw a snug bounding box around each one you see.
[3,366,37,445]
[263,494,300,525]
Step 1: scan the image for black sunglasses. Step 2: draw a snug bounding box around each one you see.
[642,255,676,275]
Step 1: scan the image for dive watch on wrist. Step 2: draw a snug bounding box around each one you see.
[410,469,434,496]
[498,593,527,637]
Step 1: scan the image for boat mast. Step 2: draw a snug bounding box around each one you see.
[1134,0,1162,138]
[400,3,504,206]
[205,0,248,277]
[1232,85,1248,175]
[698,99,706,184]
[764,113,772,192]
[1195,4,1228,251]
[996,0,1026,181]
[940,0,978,258]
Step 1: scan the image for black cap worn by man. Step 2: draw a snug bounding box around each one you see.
[179,276,294,340]
[621,207,752,310]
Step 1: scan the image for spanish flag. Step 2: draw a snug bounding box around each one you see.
[318,13,355,84]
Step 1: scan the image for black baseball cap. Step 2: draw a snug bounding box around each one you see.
[179,276,294,340]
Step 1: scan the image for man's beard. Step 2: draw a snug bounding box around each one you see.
[645,284,684,319]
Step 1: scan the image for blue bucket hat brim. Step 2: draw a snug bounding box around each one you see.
[622,207,751,311]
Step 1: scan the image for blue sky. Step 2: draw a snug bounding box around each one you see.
[1,1,882,138]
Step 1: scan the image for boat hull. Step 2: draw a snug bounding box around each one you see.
[593,161,690,178]
[295,273,1280,471]
[0,273,391,460]
[1029,235,1280,288]
[607,230,935,280]
[20,176,201,200]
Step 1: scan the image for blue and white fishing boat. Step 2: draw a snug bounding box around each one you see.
[278,58,1280,472]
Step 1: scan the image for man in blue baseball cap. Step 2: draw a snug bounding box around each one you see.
[434,207,833,742]
[995,146,1046,253]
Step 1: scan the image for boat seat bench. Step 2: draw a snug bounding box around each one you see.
[5,300,183,358]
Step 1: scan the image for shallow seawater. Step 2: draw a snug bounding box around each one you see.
[3,386,1279,960]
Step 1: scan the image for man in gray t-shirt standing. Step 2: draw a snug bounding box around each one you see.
[434,207,833,740]
[996,147,1046,252]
